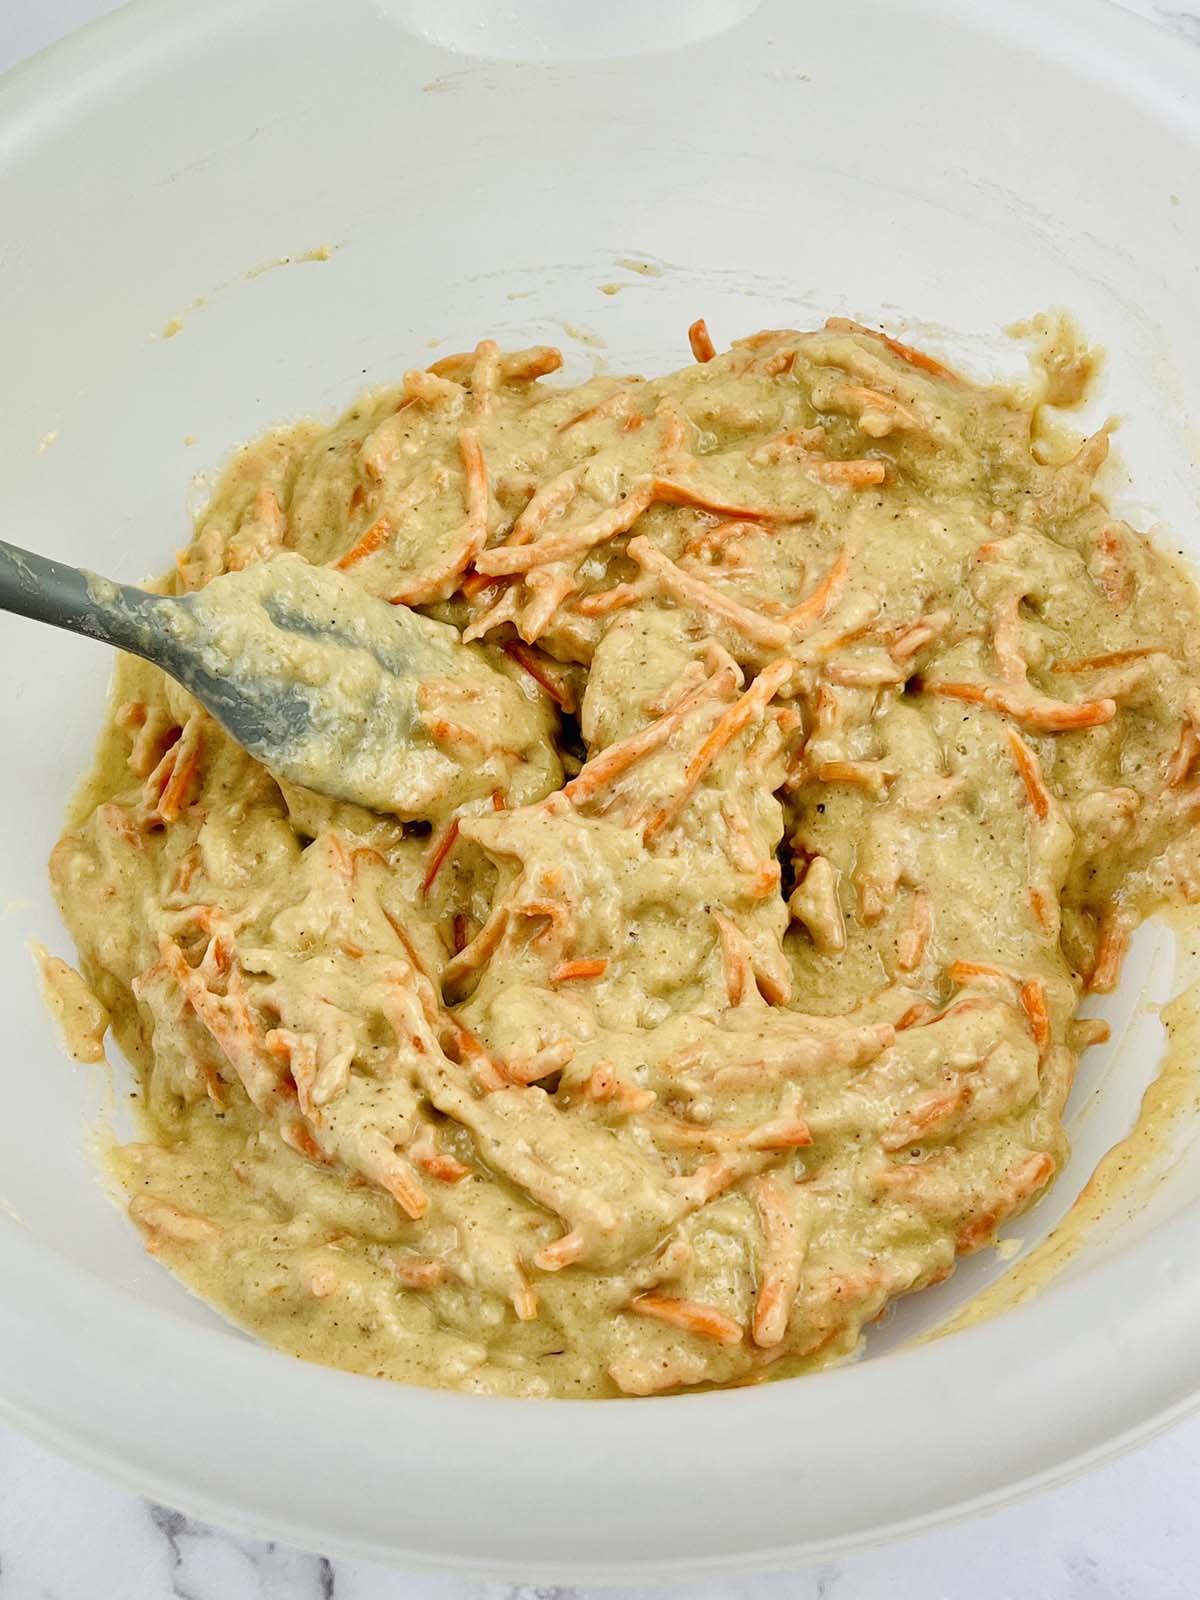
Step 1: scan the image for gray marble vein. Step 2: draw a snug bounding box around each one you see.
[1150,4,1200,44]
[146,1502,340,1600]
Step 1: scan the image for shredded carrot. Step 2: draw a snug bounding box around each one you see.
[917,678,1117,732]
[832,383,921,433]
[1167,723,1200,789]
[382,440,487,606]
[647,474,809,523]
[339,515,395,572]
[534,1230,587,1271]
[421,715,487,750]
[654,1111,811,1151]
[756,348,796,377]
[655,402,689,456]
[502,640,577,712]
[401,368,465,406]
[440,1015,506,1093]
[813,759,893,792]
[558,387,636,433]
[563,666,737,804]
[1051,648,1156,674]
[510,1273,539,1322]
[824,659,907,688]
[784,545,851,632]
[1088,909,1130,993]
[750,1174,806,1348]
[469,338,501,415]
[643,658,793,842]
[500,345,564,381]
[461,580,523,643]
[580,1060,617,1100]
[430,344,562,385]
[1007,729,1051,821]
[825,316,960,383]
[1019,978,1052,1057]
[809,458,887,487]
[550,957,608,983]
[459,425,490,550]
[572,576,657,617]
[460,570,500,600]
[895,1000,936,1030]
[748,426,828,464]
[499,466,583,549]
[948,958,1014,984]
[577,1061,656,1113]
[512,896,573,955]
[956,1154,1054,1254]
[475,483,654,574]
[627,536,794,651]
[421,817,460,898]
[711,908,751,1006]
[414,1147,471,1184]
[681,518,766,561]
[1029,889,1055,933]
[1092,523,1133,610]
[688,318,716,363]
[155,727,204,823]
[427,350,471,378]
[335,463,449,573]
[441,904,511,993]
[520,563,581,643]
[881,1083,972,1151]
[890,611,950,661]
[379,1160,430,1222]
[1073,1018,1112,1049]
[896,891,933,972]
[732,328,794,351]
[629,1293,744,1346]
[501,1037,575,1084]
[387,1255,449,1289]
[990,594,1027,683]
[158,932,281,1114]
[169,842,200,894]
[157,751,201,824]
[280,1121,329,1165]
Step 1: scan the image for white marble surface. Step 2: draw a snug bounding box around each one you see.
[5,1,1200,1595]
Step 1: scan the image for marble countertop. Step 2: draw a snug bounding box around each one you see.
[4,1,1200,1595]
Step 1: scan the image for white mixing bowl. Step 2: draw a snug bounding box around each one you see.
[3,0,1200,1578]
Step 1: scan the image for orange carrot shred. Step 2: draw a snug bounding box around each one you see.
[550,957,608,983]
[421,817,460,898]
[629,1293,744,1346]
[688,318,717,363]
[642,658,793,842]
[825,316,960,383]
[1007,729,1051,821]
[917,678,1117,732]
[334,514,392,571]
[1051,648,1155,674]
[502,640,577,712]
[1019,978,1051,1056]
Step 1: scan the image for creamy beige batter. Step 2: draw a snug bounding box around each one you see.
[48,317,1200,1396]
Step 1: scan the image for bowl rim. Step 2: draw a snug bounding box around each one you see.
[4,0,1200,1578]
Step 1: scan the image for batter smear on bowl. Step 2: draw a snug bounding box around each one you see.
[49,316,1200,1395]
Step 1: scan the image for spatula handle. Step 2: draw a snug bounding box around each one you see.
[0,539,167,659]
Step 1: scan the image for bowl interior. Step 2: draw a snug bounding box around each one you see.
[3,0,1200,1573]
